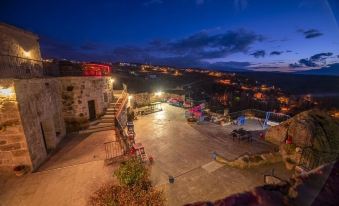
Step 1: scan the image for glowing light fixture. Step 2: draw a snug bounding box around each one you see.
[110,78,115,83]
[128,95,133,100]
[0,86,15,97]
[23,50,31,58]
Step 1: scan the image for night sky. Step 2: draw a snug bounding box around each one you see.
[1,0,339,72]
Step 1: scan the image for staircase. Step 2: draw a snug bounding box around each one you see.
[79,94,124,134]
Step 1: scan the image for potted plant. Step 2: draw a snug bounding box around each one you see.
[13,165,27,176]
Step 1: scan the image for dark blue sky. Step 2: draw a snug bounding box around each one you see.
[1,0,339,72]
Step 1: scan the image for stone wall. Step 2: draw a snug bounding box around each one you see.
[0,78,66,171]
[0,23,43,78]
[0,76,114,172]
[131,92,185,108]
[0,80,30,171]
[58,77,114,131]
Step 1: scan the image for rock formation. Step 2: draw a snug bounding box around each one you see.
[265,110,339,170]
[185,160,339,206]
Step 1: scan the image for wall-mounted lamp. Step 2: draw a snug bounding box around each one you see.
[23,50,31,58]
[0,86,15,98]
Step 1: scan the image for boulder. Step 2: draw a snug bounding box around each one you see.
[265,110,339,171]
[265,109,339,153]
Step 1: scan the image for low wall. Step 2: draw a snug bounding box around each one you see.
[131,92,184,108]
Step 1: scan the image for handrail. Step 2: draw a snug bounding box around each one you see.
[228,109,290,123]
[112,86,129,150]
[113,88,127,114]
[0,54,44,78]
[116,91,128,118]
[0,54,43,62]
[114,117,129,152]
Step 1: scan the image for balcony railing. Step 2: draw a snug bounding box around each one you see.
[0,54,44,78]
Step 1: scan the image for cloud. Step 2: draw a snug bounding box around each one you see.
[40,36,112,61]
[40,28,264,70]
[286,50,293,53]
[270,51,283,56]
[150,29,264,59]
[290,52,333,68]
[209,61,251,69]
[250,50,266,58]
[298,29,323,39]
[310,52,333,61]
[298,58,318,67]
[143,0,163,6]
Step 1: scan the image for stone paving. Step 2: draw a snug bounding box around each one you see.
[134,104,292,205]
[0,130,118,206]
[0,104,292,206]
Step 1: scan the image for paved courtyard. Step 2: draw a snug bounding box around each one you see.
[134,104,292,205]
[0,130,118,206]
[0,104,292,206]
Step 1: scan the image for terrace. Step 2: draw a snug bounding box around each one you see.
[133,104,292,205]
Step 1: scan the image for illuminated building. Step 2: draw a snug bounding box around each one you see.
[83,63,111,76]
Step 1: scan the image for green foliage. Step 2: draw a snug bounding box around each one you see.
[114,158,149,187]
[90,158,165,206]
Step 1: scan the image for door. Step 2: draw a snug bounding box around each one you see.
[88,100,96,120]
[40,122,51,154]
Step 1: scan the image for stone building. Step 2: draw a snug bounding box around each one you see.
[0,23,43,78]
[0,23,116,172]
[59,76,114,131]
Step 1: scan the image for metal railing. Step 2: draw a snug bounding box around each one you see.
[228,109,290,123]
[104,140,124,160]
[0,54,44,78]
[104,86,130,160]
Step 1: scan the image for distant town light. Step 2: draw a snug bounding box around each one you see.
[155,91,163,97]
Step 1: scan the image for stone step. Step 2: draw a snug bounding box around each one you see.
[89,120,101,126]
[88,122,114,130]
[79,126,115,134]
[101,119,115,123]
[102,114,115,119]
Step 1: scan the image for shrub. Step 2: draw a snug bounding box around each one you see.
[89,184,164,206]
[114,158,149,187]
[89,158,165,206]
